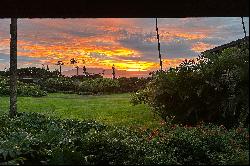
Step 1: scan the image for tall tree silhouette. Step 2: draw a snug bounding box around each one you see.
[83,66,87,75]
[9,18,17,117]
[56,60,64,75]
[70,58,78,75]
[75,66,79,76]
[112,64,116,79]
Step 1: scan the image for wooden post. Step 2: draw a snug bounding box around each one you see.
[9,18,17,117]
[156,18,163,71]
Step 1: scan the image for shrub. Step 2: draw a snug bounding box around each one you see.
[0,67,60,79]
[38,76,149,95]
[41,77,120,94]
[81,127,148,165]
[0,113,248,165]
[41,77,79,93]
[78,78,120,94]
[143,123,249,165]
[131,43,249,128]
[0,76,47,97]
[0,112,105,165]
[117,77,150,93]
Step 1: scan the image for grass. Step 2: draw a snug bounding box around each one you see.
[0,93,161,128]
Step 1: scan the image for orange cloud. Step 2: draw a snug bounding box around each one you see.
[191,42,215,52]
[145,31,209,43]
[162,58,186,69]
[99,59,158,71]
[159,31,208,41]
[16,37,142,70]
[1,18,221,73]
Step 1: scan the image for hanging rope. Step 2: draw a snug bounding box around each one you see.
[156,18,163,71]
[241,17,247,38]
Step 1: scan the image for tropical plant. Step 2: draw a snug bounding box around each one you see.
[132,43,249,128]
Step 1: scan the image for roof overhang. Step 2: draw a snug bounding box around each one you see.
[203,36,249,54]
[0,0,249,18]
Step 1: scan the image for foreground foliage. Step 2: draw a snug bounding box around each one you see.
[132,44,249,128]
[0,112,248,165]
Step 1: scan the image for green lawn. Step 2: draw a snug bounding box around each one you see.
[0,93,161,128]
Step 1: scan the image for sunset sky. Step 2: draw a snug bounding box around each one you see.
[0,18,249,77]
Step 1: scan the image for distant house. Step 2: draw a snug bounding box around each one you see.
[202,36,249,54]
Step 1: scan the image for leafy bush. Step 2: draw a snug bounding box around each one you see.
[80,127,148,165]
[0,67,60,79]
[40,77,149,95]
[117,77,150,93]
[0,112,105,165]
[41,77,79,93]
[0,76,47,97]
[41,77,120,94]
[132,43,249,128]
[78,78,120,94]
[142,123,249,165]
[0,113,248,165]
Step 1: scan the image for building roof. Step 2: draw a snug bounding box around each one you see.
[203,36,249,54]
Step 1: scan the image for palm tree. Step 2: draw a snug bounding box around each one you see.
[9,18,17,118]
[56,60,64,75]
[70,58,77,75]
[112,64,116,79]
[83,66,87,75]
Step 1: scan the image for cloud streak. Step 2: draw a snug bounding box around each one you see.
[0,18,249,76]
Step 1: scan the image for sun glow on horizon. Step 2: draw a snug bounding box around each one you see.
[0,17,248,75]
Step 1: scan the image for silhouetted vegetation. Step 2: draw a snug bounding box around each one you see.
[0,67,60,79]
[0,76,47,97]
[132,43,249,128]
[0,67,150,95]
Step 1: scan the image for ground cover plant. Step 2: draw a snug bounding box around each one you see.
[0,112,248,165]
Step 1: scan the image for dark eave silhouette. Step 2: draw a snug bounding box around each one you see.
[0,0,249,18]
[203,36,249,54]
